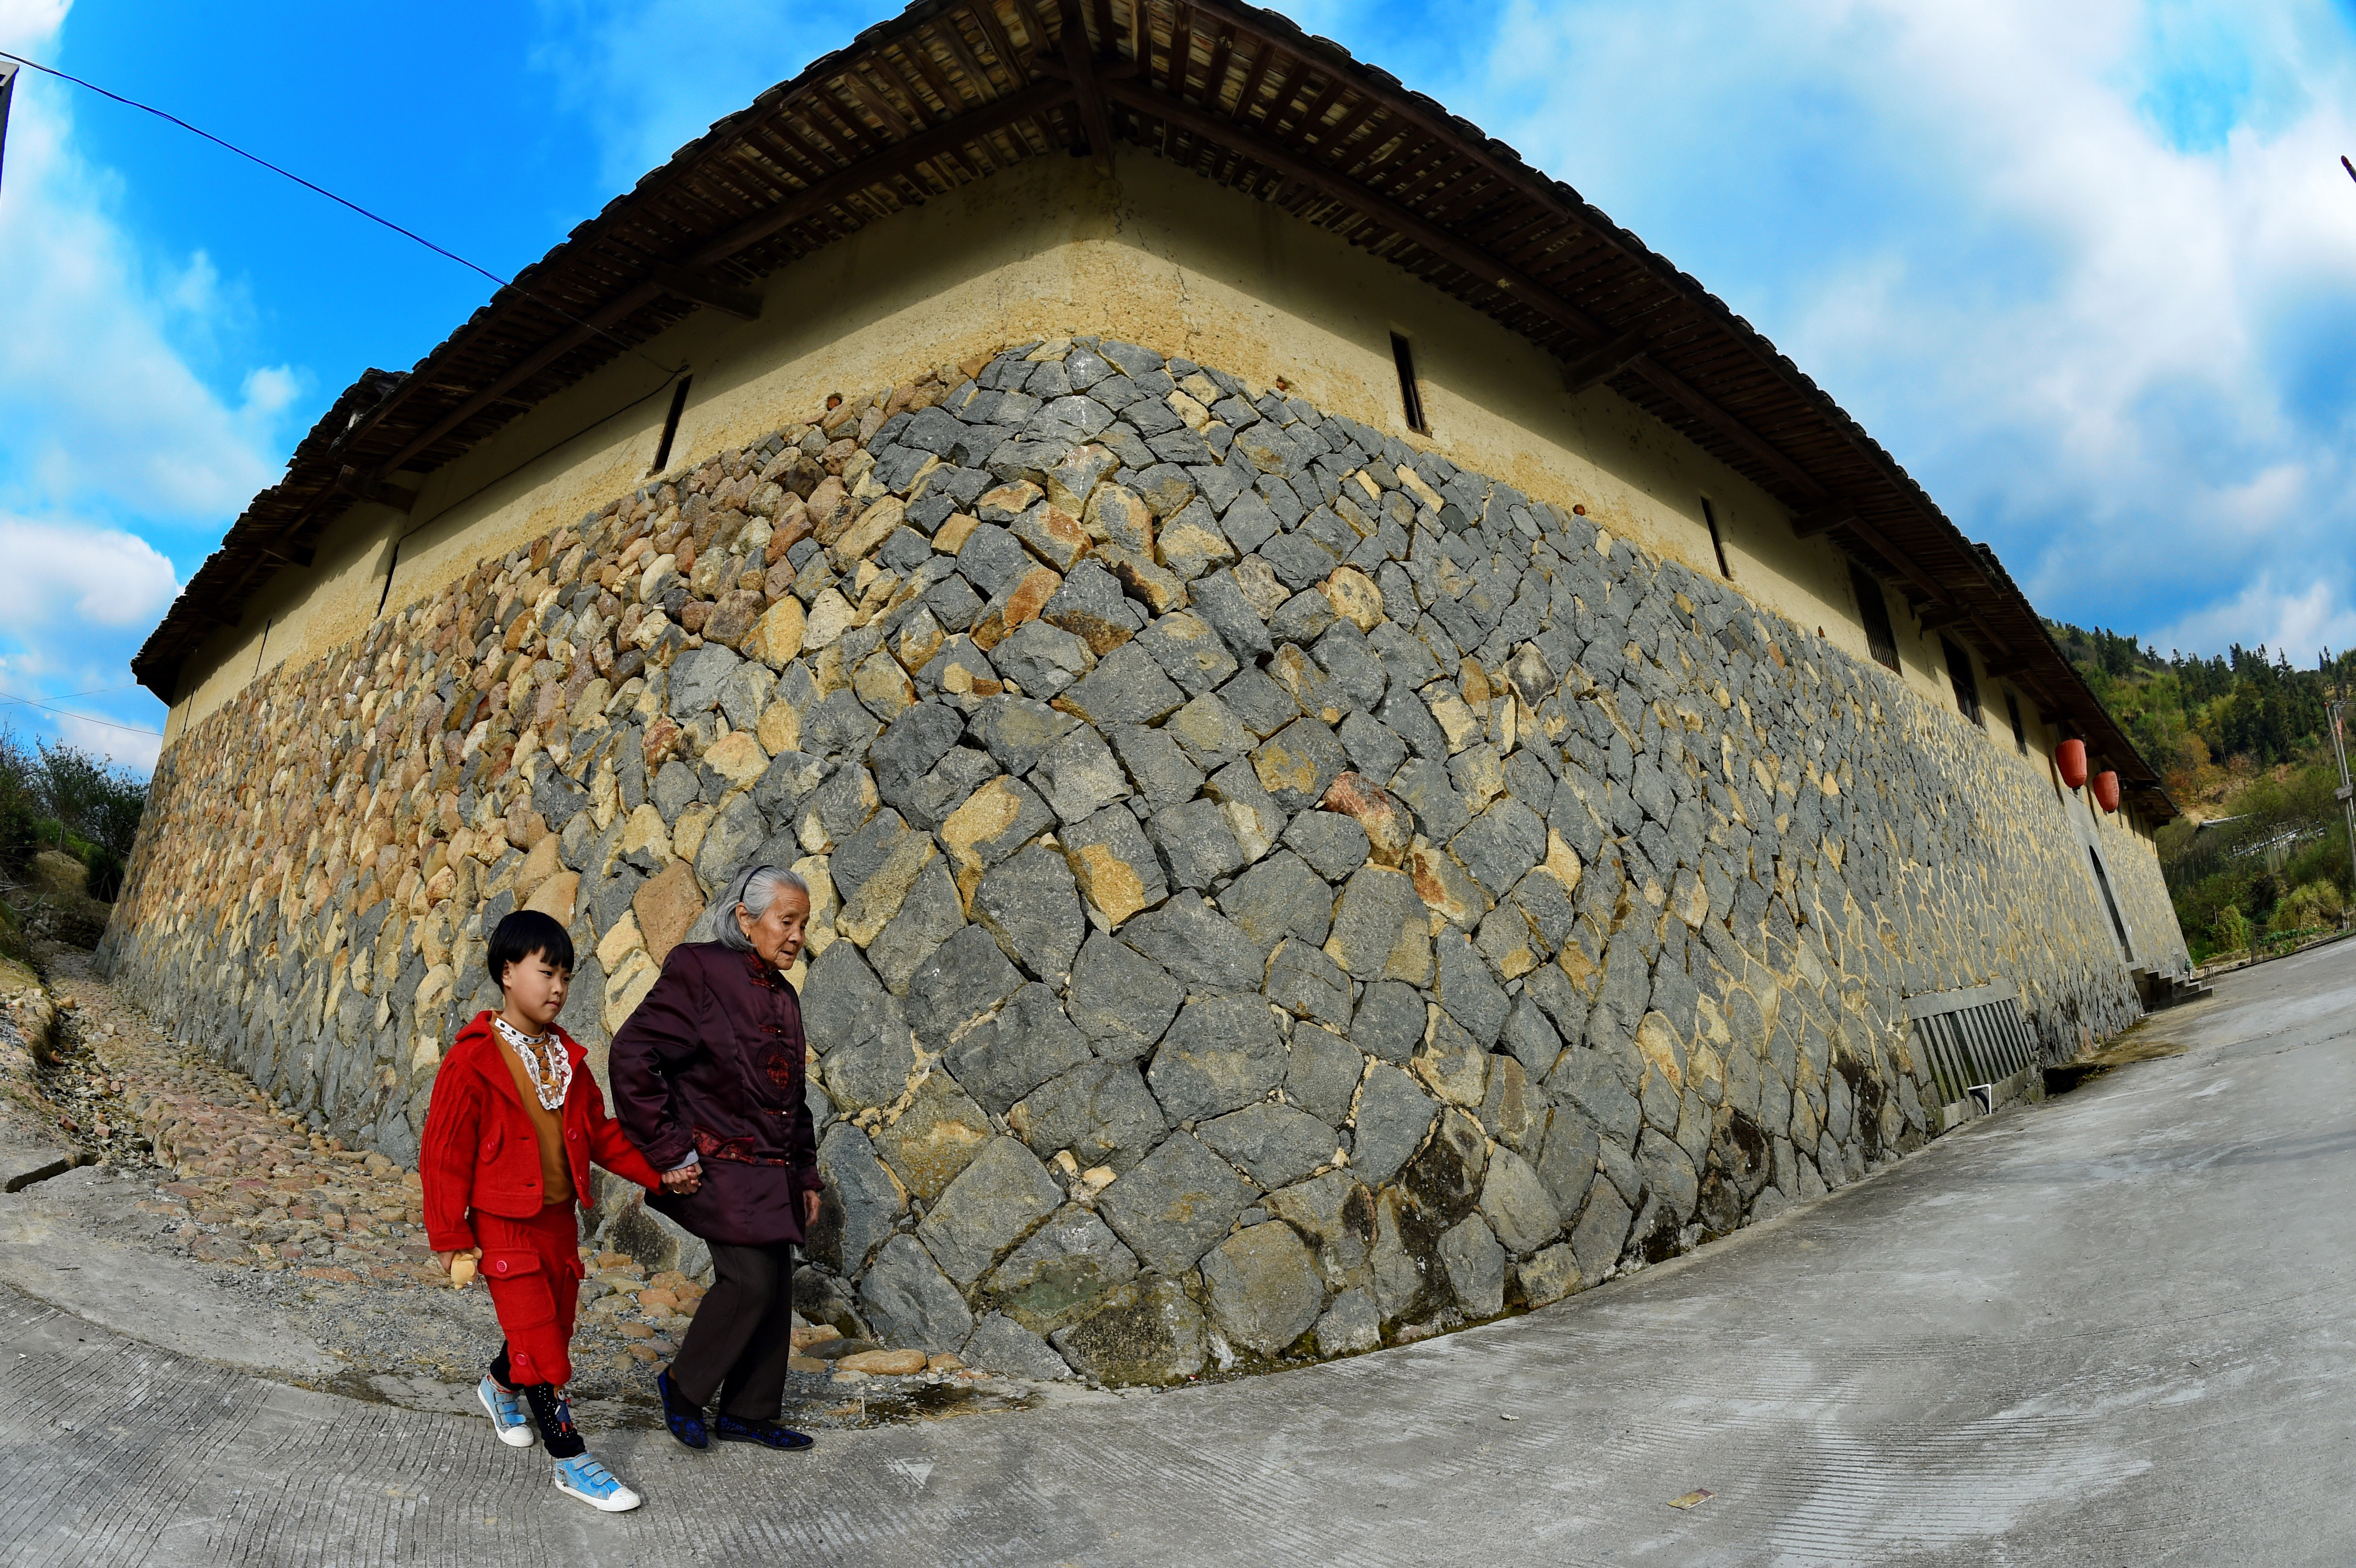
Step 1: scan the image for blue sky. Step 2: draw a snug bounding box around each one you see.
[6,0,2356,772]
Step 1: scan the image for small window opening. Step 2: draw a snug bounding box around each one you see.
[2088,846,2131,960]
[2004,692,2027,755]
[650,375,693,475]
[1942,638,1984,725]
[1849,563,1898,671]
[1701,498,1733,578]
[1389,333,1427,434]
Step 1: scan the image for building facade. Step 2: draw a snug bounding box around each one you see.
[108,0,2187,1380]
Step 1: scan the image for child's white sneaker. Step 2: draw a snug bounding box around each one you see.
[553,1453,642,1512]
[477,1376,534,1448]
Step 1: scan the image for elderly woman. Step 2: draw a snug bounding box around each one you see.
[610,863,823,1452]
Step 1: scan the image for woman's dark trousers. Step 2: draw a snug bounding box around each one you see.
[669,1241,798,1420]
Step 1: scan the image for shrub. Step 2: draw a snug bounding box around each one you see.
[2214,904,2250,955]
[2268,880,2345,935]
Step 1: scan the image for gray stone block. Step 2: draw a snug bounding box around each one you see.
[1096,1132,1258,1274]
[868,859,966,994]
[1199,1102,1337,1191]
[1351,1062,1438,1184]
[1109,723,1206,811]
[972,845,1087,987]
[809,1122,906,1275]
[1061,642,1186,728]
[989,618,1093,699]
[653,758,701,819]
[1269,588,1337,646]
[1389,756,1471,841]
[945,980,1092,1115]
[1314,1287,1381,1356]
[1220,850,1334,953]
[1065,931,1183,1058]
[905,925,1025,1050]
[800,941,897,1051]
[1164,691,1257,773]
[858,1234,975,1350]
[1284,1024,1364,1128]
[1147,798,1247,892]
[1122,893,1265,995]
[823,1020,920,1111]
[1282,811,1371,882]
[984,1203,1139,1335]
[1501,994,1564,1079]
[1252,717,1349,812]
[1059,803,1169,924]
[1030,725,1132,824]
[1262,935,1353,1034]
[869,701,966,809]
[961,1312,1075,1379]
[1201,1222,1326,1356]
[1337,709,1407,783]
[1011,1059,1167,1174]
[956,522,1036,599]
[1189,571,1273,664]
[1451,798,1548,901]
[916,1136,1065,1285]
[1480,1147,1562,1255]
[968,695,1078,775]
[1434,932,1510,1048]
[1050,1276,1206,1386]
[1146,995,1287,1124]
[1323,866,1431,986]
[1569,1186,1631,1285]
[1136,610,1239,696]
[1439,1215,1506,1317]
[667,641,742,716]
[895,746,1003,832]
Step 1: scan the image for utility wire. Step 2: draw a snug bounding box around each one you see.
[0,48,682,379]
[0,690,163,737]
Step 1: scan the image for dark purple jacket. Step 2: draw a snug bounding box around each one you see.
[609,942,823,1248]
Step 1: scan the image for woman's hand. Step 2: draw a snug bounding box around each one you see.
[802,1187,820,1230]
[662,1164,702,1195]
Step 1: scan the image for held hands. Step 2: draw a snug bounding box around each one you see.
[662,1164,702,1196]
[434,1247,481,1289]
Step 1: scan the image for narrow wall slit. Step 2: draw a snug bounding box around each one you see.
[1389,333,1426,434]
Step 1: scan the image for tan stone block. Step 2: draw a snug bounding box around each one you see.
[703,729,770,791]
[1635,1010,1685,1094]
[852,648,916,719]
[837,1348,928,1376]
[1407,843,1489,929]
[1099,546,1188,616]
[836,834,938,947]
[756,697,801,754]
[631,609,674,652]
[633,860,705,967]
[830,496,904,573]
[807,476,854,543]
[1422,684,1483,753]
[976,481,1042,523]
[941,779,1026,878]
[524,870,579,926]
[1012,504,1090,572]
[969,565,1062,652]
[793,855,837,954]
[1065,838,1151,928]
[1414,1008,1490,1107]
[1044,445,1117,514]
[1398,464,1446,514]
[1542,829,1582,894]
[1156,516,1236,579]
[802,588,856,651]
[595,910,645,971]
[1323,567,1384,632]
[672,803,715,864]
[1453,745,1505,813]
[621,804,672,864]
[514,833,566,904]
[567,678,612,730]
[1167,390,1211,432]
[749,596,806,667]
[1083,485,1156,555]
[932,512,983,555]
[603,947,659,1033]
[895,609,946,673]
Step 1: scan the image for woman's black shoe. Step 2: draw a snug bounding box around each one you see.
[714,1414,814,1449]
[655,1368,708,1449]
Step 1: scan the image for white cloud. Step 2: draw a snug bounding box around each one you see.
[0,517,182,628]
[1455,0,2356,661]
[2154,576,2356,664]
[0,6,296,524]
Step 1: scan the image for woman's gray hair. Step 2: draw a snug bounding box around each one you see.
[711,863,810,951]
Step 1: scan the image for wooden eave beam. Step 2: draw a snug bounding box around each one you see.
[1081,70,1609,342]
[1625,357,1824,501]
[1058,0,1118,174]
[1790,501,1856,539]
[648,262,764,321]
[1559,327,1648,396]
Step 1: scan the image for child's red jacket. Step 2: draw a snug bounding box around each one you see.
[420,1011,664,1254]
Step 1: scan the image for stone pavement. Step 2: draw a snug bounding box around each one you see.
[7,938,2356,1565]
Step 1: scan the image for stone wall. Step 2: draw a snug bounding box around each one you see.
[106,335,2169,1383]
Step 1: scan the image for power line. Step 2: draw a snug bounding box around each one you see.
[0,47,681,379]
[0,690,163,737]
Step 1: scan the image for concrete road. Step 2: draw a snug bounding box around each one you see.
[7,941,2356,1567]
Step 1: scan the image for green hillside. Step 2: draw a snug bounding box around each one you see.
[2045,622,2356,961]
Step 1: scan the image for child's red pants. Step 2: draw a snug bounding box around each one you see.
[477,1203,584,1387]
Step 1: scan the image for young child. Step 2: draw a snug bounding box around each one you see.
[420,909,671,1513]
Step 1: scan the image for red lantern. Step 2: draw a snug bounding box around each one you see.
[2056,738,2088,791]
[2091,771,2121,814]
